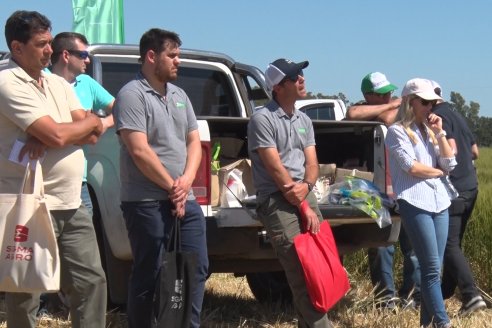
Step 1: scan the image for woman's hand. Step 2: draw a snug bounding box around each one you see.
[426,113,443,134]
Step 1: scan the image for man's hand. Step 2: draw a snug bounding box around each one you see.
[86,111,104,136]
[283,181,308,206]
[19,136,47,161]
[169,175,193,217]
[299,200,320,234]
[172,199,186,219]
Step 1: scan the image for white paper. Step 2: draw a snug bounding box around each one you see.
[8,139,45,167]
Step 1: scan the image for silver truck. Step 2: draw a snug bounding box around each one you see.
[81,44,400,304]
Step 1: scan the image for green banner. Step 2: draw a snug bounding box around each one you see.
[72,0,125,44]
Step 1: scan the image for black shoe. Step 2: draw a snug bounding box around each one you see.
[459,295,487,316]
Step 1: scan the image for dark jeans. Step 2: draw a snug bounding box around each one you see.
[368,226,421,301]
[121,200,209,328]
[441,188,480,303]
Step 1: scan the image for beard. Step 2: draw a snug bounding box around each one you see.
[154,62,177,83]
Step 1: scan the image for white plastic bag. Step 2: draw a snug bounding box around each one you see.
[220,168,247,208]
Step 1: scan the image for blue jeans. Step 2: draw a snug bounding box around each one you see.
[81,182,93,217]
[121,200,209,328]
[368,226,421,301]
[398,200,450,327]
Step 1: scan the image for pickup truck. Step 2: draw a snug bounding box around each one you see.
[76,44,401,305]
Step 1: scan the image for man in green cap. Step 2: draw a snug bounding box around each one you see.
[347,72,420,310]
[346,72,401,125]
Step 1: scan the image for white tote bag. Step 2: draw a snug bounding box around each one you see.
[0,161,60,292]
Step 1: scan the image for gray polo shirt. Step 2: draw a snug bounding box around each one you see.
[114,72,198,201]
[248,100,316,197]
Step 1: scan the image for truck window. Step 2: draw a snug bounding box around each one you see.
[243,76,269,110]
[302,104,336,120]
[97,62,239,117]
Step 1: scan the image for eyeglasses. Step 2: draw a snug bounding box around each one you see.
[418,98,437,106]
[66,49,90,60]
[282,70,304,83]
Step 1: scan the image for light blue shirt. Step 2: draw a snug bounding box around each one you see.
[73,74,114,111]
[73,74,114,181]
[385,123,457,213]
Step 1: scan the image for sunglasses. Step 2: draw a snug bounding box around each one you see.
[67,49,90,60]
[418,98,437,106]
[282,70,304,83]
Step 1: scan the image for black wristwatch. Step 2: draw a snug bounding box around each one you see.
[303,180,313,192]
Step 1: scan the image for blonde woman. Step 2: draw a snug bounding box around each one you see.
[385,78,456,328]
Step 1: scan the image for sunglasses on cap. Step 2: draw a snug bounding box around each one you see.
[66,49,90,60]
[282,70,304,83]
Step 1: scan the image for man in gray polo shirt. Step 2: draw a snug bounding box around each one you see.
[113,28,208,328]
[248,58,333,327]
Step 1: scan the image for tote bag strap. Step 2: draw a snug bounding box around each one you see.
[165,216,181,252]
[20,160,44,197]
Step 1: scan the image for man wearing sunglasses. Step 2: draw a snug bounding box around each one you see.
[34,31,115,316]
[347,72,401,126]
[248,59,334,327]
[50,32,115,216]
[347,72,421,311]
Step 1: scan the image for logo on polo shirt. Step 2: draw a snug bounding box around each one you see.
[298,127,306,134]
[176,101,186,109]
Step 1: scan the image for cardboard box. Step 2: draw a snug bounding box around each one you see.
[211,173,220,206]
[335,168,374,183]
[212,137,245,159]
[218,159,255,207]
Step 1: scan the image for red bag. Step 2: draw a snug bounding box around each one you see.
[294,220,350,312]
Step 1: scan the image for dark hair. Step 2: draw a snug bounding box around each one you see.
[139,28,181,63]
[4,10,51,51]
[51,32,89,64]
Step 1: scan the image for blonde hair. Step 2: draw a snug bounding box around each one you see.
[394,96,437,145]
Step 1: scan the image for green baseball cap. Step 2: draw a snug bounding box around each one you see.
[361,72,398,94]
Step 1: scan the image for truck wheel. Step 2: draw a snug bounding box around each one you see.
[246,271,292,304]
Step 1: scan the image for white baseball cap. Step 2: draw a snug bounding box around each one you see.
[264,58,309,90]
[401,78,443,100]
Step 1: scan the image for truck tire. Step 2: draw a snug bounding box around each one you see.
[245,271,292,304]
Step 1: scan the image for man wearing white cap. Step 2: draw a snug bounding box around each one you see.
[248,58,334,327]
[347,72,401,125]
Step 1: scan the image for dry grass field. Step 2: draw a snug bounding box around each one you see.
[2,148,491,327]
[1,272,491,328]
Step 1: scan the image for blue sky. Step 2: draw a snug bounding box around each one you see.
[2,0,492,117]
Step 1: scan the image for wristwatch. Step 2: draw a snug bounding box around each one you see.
[435,130,447,139]
[303,180,313,192]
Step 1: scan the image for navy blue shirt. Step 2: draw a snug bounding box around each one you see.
[432,102,478,192]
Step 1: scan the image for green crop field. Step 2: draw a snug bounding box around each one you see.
[463,147,492,294]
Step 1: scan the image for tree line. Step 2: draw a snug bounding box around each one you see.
[306,91,492,147]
